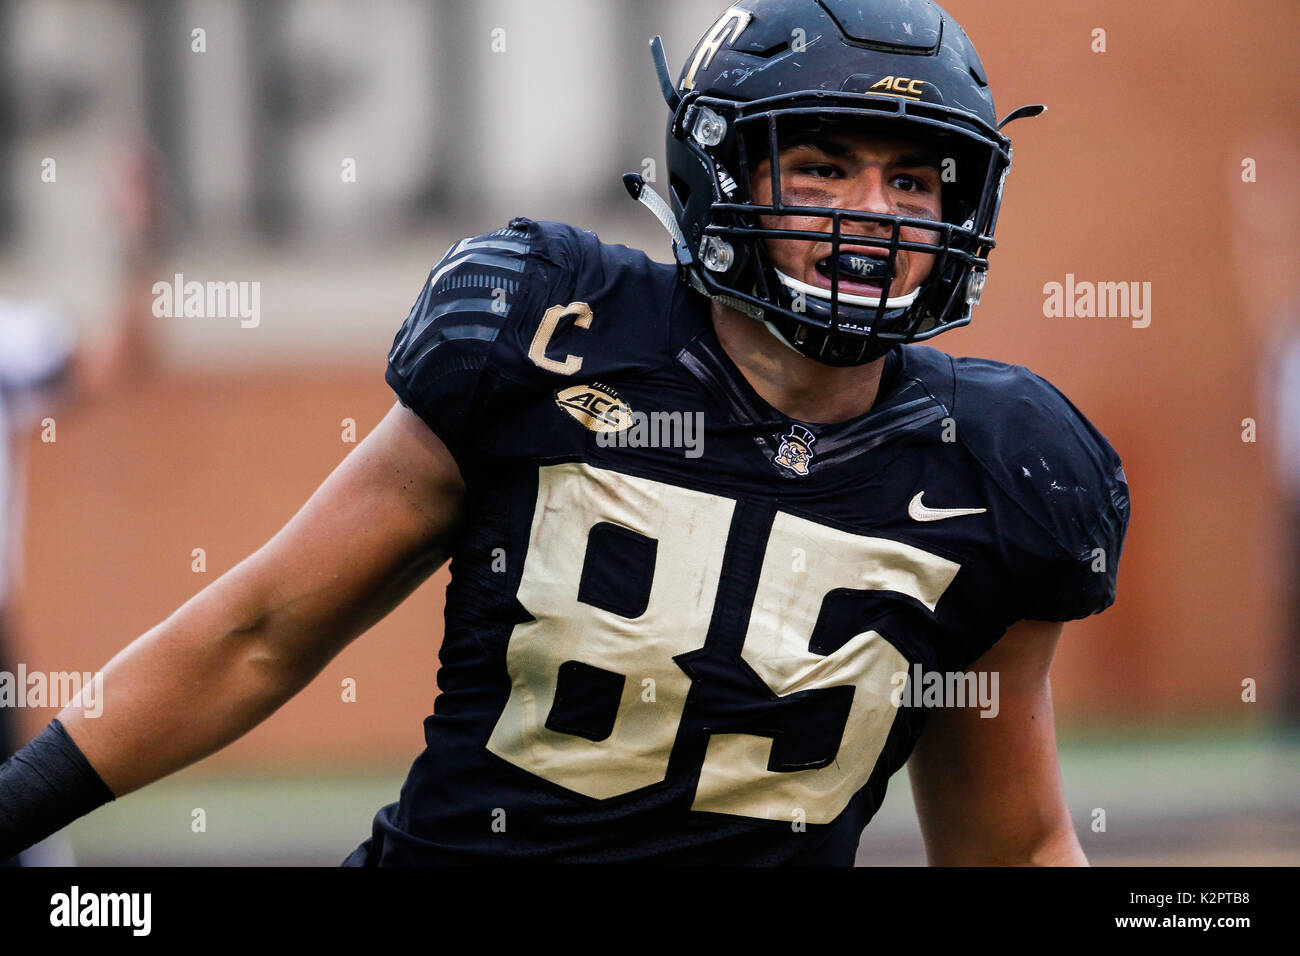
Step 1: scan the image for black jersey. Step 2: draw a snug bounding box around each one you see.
[343,217,1130,865]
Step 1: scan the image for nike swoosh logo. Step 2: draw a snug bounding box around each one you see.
[908,492,987,522]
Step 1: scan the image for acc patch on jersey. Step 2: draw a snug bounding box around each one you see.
[554,382,634,433]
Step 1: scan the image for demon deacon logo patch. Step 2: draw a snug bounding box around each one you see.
[555,382,634,433]
[773,424,817,477]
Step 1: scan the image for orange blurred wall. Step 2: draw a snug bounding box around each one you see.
[10,0,1298,768]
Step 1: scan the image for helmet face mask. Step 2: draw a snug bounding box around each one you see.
[657,0,1028,367]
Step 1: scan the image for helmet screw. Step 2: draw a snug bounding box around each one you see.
[700,237,735,272]
[692,106,728,147]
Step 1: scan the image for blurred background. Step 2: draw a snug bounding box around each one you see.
[0,0,1296,865]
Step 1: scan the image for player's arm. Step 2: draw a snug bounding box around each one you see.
[55,399,464,798]
[905,618,1087,866]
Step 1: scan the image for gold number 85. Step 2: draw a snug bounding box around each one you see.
[486,463,959,824]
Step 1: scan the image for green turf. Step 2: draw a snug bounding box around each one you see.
[54,725,1299,865]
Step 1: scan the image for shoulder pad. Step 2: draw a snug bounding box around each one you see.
[386,219,554,469]
[386,218,683,471]
[951,355,1125,554]
[905,346,1130,621]
[489,218,684,386]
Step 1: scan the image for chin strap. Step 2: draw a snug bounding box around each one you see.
[761,317,809,357]
[773,269,922,309]
[623,173,689,263]
[623,171,768,322]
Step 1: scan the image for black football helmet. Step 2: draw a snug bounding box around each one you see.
[627,0,1043,367]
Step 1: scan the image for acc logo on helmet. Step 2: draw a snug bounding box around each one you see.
[870,76,927,97]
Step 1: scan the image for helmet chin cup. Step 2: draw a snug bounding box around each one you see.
[760,305,901,367]
[773,269,922,311]
[751,269,912,367]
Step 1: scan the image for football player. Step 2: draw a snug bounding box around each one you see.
[0,0,1128,865]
